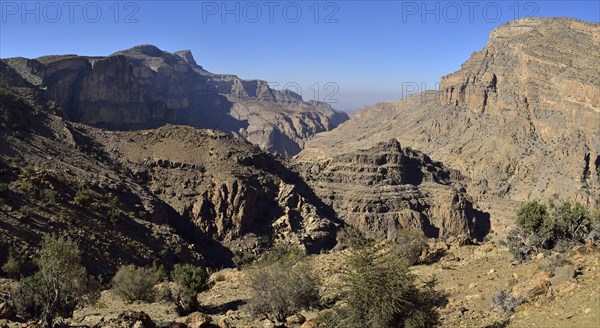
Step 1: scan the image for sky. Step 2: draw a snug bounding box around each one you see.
[1,0,598,111]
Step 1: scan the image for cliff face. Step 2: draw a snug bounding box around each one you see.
[88,125,339,254]
[295,139,488,240]
[0,66,339,271]
[298,18,599,235]
[3,45,349,156]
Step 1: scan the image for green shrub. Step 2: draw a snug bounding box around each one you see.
[39,189,58,205]
[111,265,160,303]
[0,183,9,194]
[10,156,25,167]
[335,226,372,250]
[330,244,441,328]
[2,253,21,278]
[9,235,99,328]
[258,243,306,265]
[516,201,547,231]
[171,263,210,314]
[74,189,97,206]
[509,199,597,260]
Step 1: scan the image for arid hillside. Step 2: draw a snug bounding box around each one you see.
[298,17,600,235]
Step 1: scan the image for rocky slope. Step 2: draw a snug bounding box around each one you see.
[86,125,339,255]
[299,17,600,233]
[0,63,338,274]
[295,138,489,241]
[3,45,349,156]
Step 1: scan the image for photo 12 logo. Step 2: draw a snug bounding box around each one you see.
[1,1,140,23]
[201,1,339,23]
[270,81,340,104]
[402,82,440,103]
[401,1,540,23]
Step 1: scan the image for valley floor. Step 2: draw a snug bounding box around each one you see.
[23,241,595,328]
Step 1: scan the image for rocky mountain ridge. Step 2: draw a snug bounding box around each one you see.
[3,45,349,156]
[0,63,339,273]
[298,17,599,233]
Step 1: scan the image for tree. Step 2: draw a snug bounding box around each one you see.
[10,235,99,328]
[171,263,210,314]
[332,244,441,328]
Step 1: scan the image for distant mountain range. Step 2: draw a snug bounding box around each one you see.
[3,45,349,156]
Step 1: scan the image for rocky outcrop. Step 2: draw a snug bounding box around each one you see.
[0,75,339,272]
[299,18,599,234]
[3,45,349,156]
[295,139,488,240]
[87,125,339,255]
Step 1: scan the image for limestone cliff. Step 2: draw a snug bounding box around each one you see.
[299,17,599,235]
[3,45,349,156]
[295,139,488,240]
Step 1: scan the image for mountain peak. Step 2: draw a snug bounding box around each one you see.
[174,50,199,67]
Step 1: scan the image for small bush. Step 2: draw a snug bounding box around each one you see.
[0,183,9,194]
[491,289,523,315]
[508,199,597,260]
[390,229,428,266]
[111,265,160,303]
[258,243,305,265]
[335,226,372,250]
[248,261,319,322]
[10,156,25,167]
[39,189,58,205]
[19,165,37,180]
[171,263,210,314]
[214,273,226,282]
[232,250,257,268]
[2,253,21,278]
[74,189,98,206]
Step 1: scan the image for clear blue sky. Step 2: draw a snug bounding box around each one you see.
[1,1,598,111]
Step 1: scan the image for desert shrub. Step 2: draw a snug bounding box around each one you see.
[232,250,257,268]
[213,273,226,282]
[491,289,523,315]
[335,226,372,250]
[19,165,36,180]
[111,265,161,303]
[258,243,306,265]
[248,262,319,322]
[108,195,122,208]
[508,199,597,260]
[171,263,210,314]
[390,229,428,266]
[39,188,58,205]
[247,245,319,322]
[331,244,441,328]
[0,183,9,194]
[74,189,98,206]
[2,253,21,278]
[516,201,548,231]
[10,156,25,167]
[9,235,99,328]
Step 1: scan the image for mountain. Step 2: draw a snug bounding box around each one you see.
[3,45,349,156]
[294,139,489,241]
[298,17,599,234]
[0,62,338,274]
